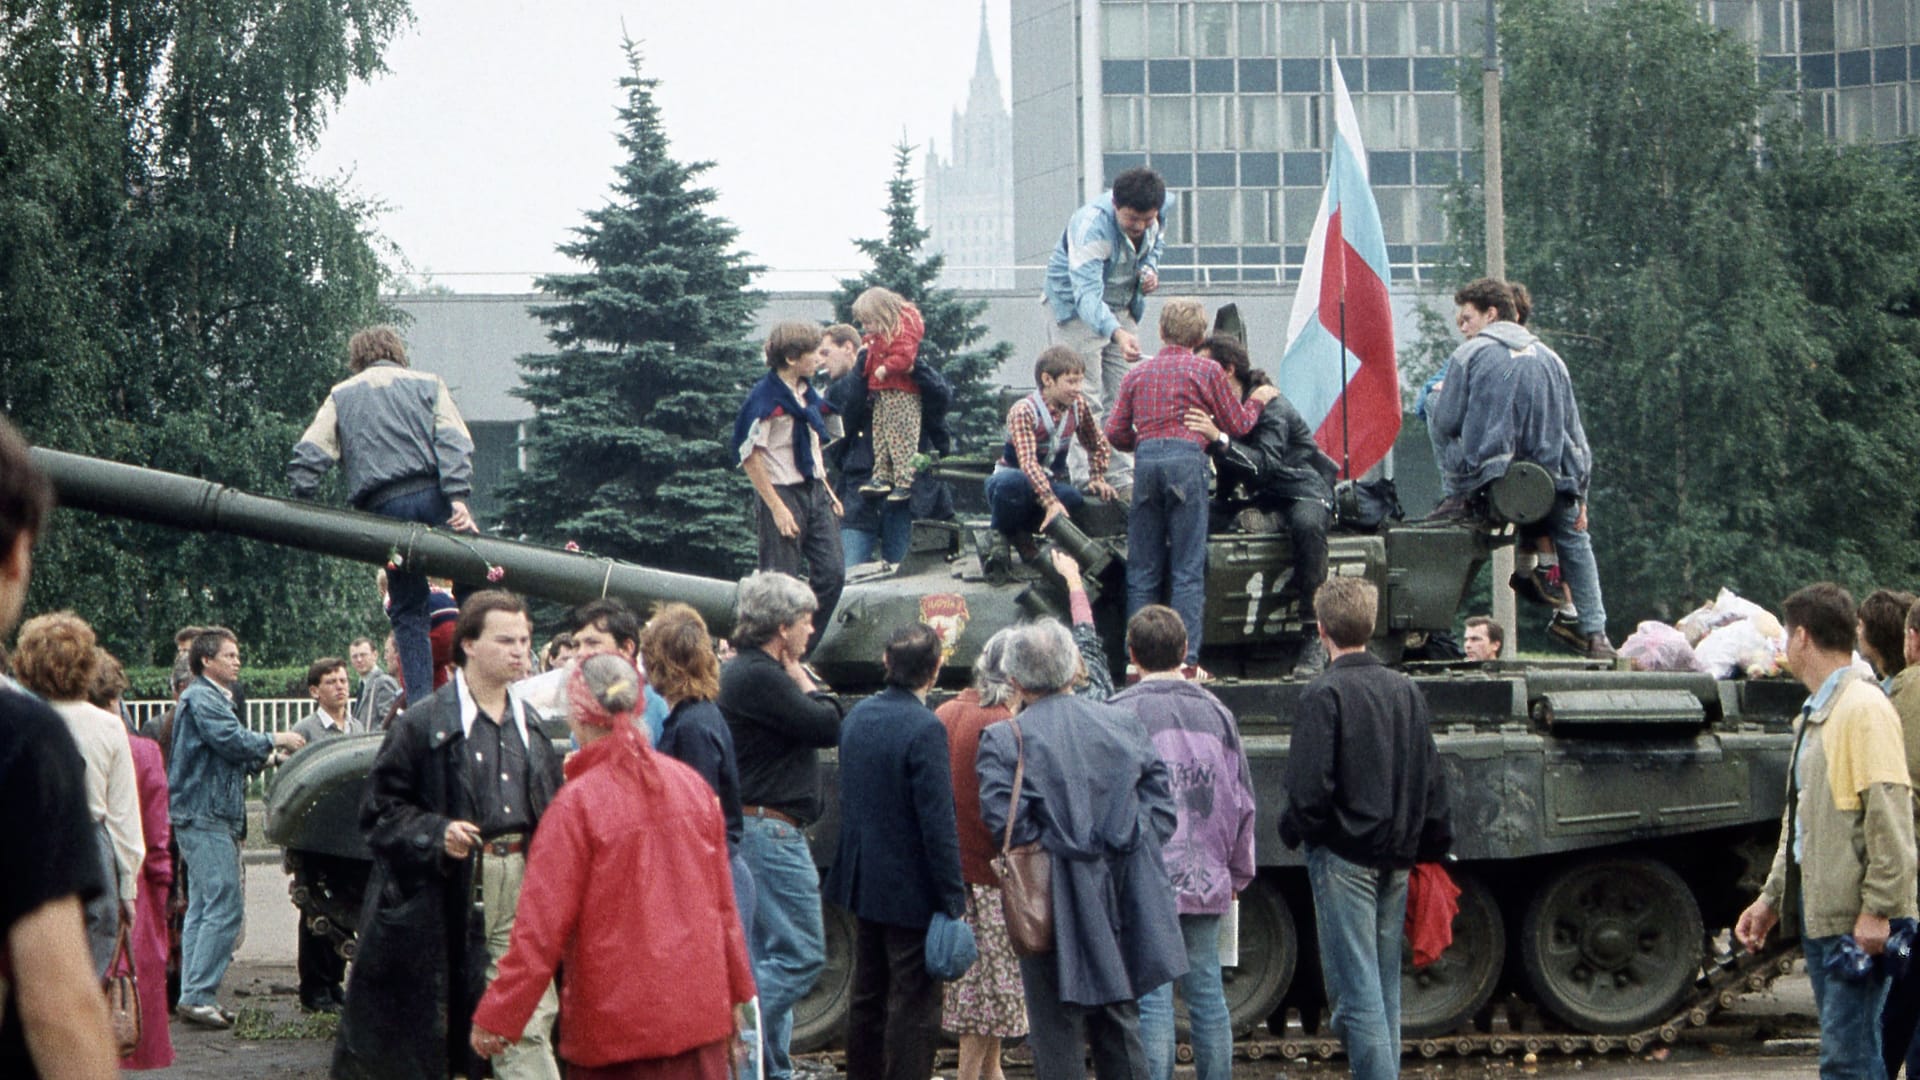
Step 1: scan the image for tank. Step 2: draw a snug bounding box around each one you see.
[33,448,1798,1054]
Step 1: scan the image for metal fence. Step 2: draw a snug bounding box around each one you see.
[126,697,311,797]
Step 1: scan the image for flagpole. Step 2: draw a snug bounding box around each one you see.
[1332,46,1352,481]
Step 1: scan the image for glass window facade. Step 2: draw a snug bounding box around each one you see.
[1080,0,1920,285]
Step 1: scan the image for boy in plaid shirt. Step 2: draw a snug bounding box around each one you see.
[985,347,1120,566]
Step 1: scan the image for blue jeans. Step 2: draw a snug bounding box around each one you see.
[986,467,1084,536]
[369,485,460,705]
[1546,494,1607,636]
[841,501,912,567]
[1804,931,1892,1080]
[1139,914,1231,1080]
[1306,846,1407,1080]
[1128,440,1211,663]
[740,816,825,1080]
[177,823,244,1007]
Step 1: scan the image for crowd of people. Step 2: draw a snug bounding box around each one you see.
[9,162,1902,1080]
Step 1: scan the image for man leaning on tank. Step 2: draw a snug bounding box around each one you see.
[1737,582,1917,1080]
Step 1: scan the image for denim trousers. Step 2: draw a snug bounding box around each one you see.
[841,500,912,567]
[1306,846,1408,1080]
[755,480,845,654]
[1128,439,1212,664]
[1138,913,1232,1080]
[1804,931,1892,1080]
[740,815,827,1080]
[177,823,244,1007]
[369,485,461,706]
[1545,494,1607,636]
[986,468,1084,536]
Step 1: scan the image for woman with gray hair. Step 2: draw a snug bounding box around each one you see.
[977,618,1185,1080]
[716,571,844,1080]
[935,629,1029,1080]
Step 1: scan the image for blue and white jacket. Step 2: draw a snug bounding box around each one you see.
[1042,189,1175,338]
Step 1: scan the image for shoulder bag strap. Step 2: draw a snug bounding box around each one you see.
[1000,718,1026,855]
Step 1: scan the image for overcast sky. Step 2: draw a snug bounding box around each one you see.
[305,0,1013,293]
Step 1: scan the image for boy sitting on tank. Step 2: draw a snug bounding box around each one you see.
[983,346,1120,571]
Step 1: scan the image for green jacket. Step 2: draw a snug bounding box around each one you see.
[1761,669,1918,938]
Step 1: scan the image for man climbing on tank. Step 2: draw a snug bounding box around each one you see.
[1184,334,1337,677]
[288,325,482,705]
[1427,278,1616,660]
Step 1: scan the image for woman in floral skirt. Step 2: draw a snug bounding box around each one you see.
[934,629,1029,1080]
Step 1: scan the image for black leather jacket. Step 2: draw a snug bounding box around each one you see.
[1209,392,1338,507]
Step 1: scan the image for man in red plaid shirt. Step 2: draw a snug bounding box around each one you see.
[1106,299,1277,673]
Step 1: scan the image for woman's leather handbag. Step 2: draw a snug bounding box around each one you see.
[105,916,140,1058]
[991,718,1054,956]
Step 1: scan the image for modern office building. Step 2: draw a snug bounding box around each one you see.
[1011,0,1920,290]
[925,6,1017,289]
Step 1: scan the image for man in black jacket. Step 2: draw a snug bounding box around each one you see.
[719,571,846,1080]
[1280,577,1452,1080]
[1187,335,1338,676]
[332,591,564,1080]
[823,623,966,1080]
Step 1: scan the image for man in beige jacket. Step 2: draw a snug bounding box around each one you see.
[1737,582,1917,1080]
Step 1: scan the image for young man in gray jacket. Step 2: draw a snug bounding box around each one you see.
[288,325,480,704]
[1428,278,1614,659]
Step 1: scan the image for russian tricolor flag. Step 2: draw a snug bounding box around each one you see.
[1276,48,1400,480]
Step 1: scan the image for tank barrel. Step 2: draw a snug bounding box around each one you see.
[31,448,741,635]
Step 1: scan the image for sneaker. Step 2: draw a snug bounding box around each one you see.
[300,993,340,1014]
[1545,612,1588,655]
[1422,494,1473,523]
[178,1003,232,1029]
[1510,566,1571,608]
[856,480,892,497]
[1293,635,1327,679]
[885,488,912,503]
[1586,633,1619,661]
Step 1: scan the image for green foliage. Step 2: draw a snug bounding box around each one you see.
[497,44,765,581]
[831,141,1014,452]
[0,0,407,665]
[1431,0,1920,627]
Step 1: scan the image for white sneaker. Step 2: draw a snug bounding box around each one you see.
[178,1003,232,1029]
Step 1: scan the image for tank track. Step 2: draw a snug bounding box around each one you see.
[1225,941,1801,1065]
[789,942,1801,1071]
[285,851,364,961]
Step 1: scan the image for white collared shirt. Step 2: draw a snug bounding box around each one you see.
[455,668,532,746]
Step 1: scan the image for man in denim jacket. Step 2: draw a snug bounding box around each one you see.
[168,628,304,1027]
[1042,166,1174,492]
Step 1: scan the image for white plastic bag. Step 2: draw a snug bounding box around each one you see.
[1693,619,1784,679]
[1619,621,1709,673]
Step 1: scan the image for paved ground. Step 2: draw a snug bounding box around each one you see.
[149,859,1824,1078]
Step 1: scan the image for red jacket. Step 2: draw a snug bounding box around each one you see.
[471,731,754,1066]
[863,304,925,394]
[936,690,1010,887]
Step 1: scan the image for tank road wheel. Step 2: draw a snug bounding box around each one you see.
[791,902,857,1052]
[1184,876,1296,1037]
[1520,858,1703,1034]
[1401,869,1505,1038]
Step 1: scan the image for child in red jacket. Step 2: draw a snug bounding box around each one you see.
[852,287,925,502]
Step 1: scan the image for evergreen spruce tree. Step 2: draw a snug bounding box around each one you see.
[832,141,1012,453]
[500,46,764,578]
